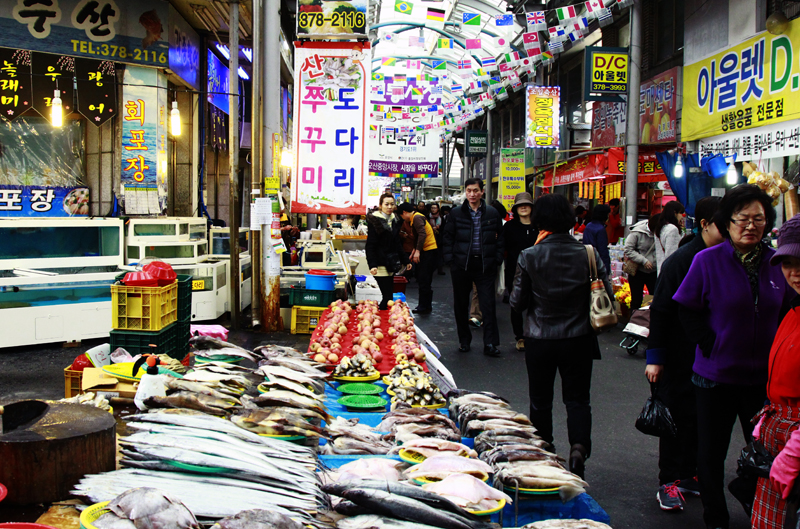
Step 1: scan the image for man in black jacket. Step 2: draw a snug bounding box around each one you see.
[442,178,504,356]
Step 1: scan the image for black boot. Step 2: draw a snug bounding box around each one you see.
[569,444,587,479]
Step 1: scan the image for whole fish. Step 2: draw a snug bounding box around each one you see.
[422,474,512,511]
[331,459,403,482]
[322,436,392,455]
[257,364,328,381]
[337,514,446,529]
[164,378,243,403]
[389,438,477,459]
[464,419,538,438]
[405,455,493,482]
[210,509,306,529]
[190,335,254,354]
[260,375,321,399]
[105,487,199,528]
[340,488,491,529]
[91,512,137,529]
[144,392,238,415]
[522,520,612,529]
[391,423,461,444]
[231,409,329,438]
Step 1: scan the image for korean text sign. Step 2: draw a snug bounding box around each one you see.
[368,125,440,177]
[540,155,602,187]
[499,148,525,212]
[606,148,666,183]
[526,85,560,149]
[683,20,800,141]
[586,47,628,94]
[1,0,169,67]
[0,186,89,216]
[292,42,370,214]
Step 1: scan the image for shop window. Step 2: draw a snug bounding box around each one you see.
[0,116,85,187]
[767,0,800,21]
[656,0,684,64]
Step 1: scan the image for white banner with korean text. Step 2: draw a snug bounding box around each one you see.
[698,119,800,162]
[292,42,371,214]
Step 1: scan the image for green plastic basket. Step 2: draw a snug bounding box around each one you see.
[337,394,387,411]
[337,382,383,395]
[166,460,235,473]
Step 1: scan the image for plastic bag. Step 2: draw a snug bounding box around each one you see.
[496,262,506,296]
[635,383,677,438]
[737,439,774,480]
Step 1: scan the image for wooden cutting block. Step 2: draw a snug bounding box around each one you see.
[0,401,116,505]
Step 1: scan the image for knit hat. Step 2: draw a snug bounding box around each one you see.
[770,213,800,265]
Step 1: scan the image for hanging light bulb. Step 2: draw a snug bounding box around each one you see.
[726,160,738,185]
[51,89,63,127]
[280,148,293,169]
[674,154,684,178]
[170,100,181,136]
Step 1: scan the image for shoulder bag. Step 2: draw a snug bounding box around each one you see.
[586,245,618,332]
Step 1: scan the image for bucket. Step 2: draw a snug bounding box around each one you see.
[305,269,336,291]
[701,153,735,179]
[354,275,367,282]
[393,276,408,293]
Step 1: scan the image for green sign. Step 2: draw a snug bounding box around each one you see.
[466,130,487,156]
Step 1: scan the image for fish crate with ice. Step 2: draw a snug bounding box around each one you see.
[620,305,650,355]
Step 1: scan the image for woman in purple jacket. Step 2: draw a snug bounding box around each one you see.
[673,185,796,529]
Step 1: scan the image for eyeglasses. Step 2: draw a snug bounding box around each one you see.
[730,217,767,228]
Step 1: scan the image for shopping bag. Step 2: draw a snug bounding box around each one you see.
[496,262,506,296]
[736,439,774,480]
[635,383,677,438]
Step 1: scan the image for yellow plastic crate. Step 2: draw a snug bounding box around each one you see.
[291,305,325,334]
[111,281,178,331]
[64,366,82,398]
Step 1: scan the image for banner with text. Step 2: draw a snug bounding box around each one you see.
[292,42,370,214]
[499,148,525,212]
[540,154,603,188]
[683,20,800,141]
[606,147,666,183]
[369,125,440,178]
[0,185,88,216]
[526,85,560,149]
[698,119,800,161]
[370,78,442,108]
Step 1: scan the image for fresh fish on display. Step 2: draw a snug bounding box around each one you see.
[464,418,538,438]
[57,391,111,411]
[182,370,254,391]
[327,459,405,482]
[100,487,199,529]
[258,364,328,382]
[446,389,509,403]
[332,354,379,378]
[143,391,239,416]
[390,438,477,459]
[422,473,512,512]
[337,514,452,529]
[259,356,328,377]
[260,374,322,399]
[251,391,330,420]
[189,336,257,362]
[405,455,493,482]
[494,460,588,503]
[377,405,459,432]
[521,520,612,529]
[480,445,564,465]
[322,437,393,455]
[323,417,393,455]
[209,509,307,529]
[231,409,330,438]
[474,435,551,455]
[164,378,243,403]
[91,512,138,529]
[390,423,462,444]
[254,344,308,358]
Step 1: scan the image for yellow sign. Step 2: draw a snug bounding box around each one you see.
[192,279,205,291]
[590,50,628,93]
[683,21,800,141]
[499,148,525,212]
[266,133,281,195]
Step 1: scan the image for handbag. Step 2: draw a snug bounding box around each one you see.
[623,258,639,276]
[585,245,618,332]
[635,383,678,437]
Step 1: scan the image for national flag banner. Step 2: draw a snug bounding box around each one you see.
[522,31,539,50]
[459,71,472,80]
[457,59,471,69]
[572,17,588,30]
[409,106,420,113]
[394,74,407,83]
[526,11,546,31]
[382,57,397,66]
[481,56,496,68]
[437,38,453,49]
[548,39,564,54]
[548,26,566,41]
[406,59,421,69]
[452,83,463,92]
[427,7,445,22]
[394,0,413,14]
[383,33,396,43]
[495,14,513,26]
[465,38,482,50]
[373,104,384,111]
[431,84,443,94]
[431,59,447,70]
[584,0,603,17]
[372,73,385,81]
[392,106,402,113]
[401,113,411,119]
[524,47,540,60]
[595,7,613,26]
[498,62,511,75]
[569,30,583,43]
[463,12,481,25]
[502,53,515,64]
[369,124,378,131]
[495,35,509,47]
[409,35,425,47]
[410,87,423,97]
[556,5,578,22]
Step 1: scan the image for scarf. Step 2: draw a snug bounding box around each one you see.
[374,210,396,230]
[535,230,552,246]
[733,241,763,301]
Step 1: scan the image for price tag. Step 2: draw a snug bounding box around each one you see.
[192,279,205,291]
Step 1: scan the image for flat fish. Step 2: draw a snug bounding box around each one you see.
[405,455,493,482]
[105,487,199,529]
[210,508,306,529]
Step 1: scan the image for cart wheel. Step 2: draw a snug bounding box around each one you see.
[626,344,638,356]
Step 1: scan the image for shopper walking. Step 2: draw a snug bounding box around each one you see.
[574,205,588,234]
[428,203,446,276]
[397,202,437,314]
[365,194,412,310]
[654,201,686,275]
[674,185,796,529]
[510,193,612,479]
[442,178,504,357]
[751,213,800,529]
[582,204,611,274]
[624,217,657,311]
[644,196,724,512]
[606,198,624,245]
[502,192,538,352]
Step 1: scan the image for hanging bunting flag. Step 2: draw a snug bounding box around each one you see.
[556,6,578,22]
[457,59,471,69]
[548,39,564,54]
[495,14,513,26]
[548,26,567,42]
[522,31,539,50]
[372,73,385,81]
[572,17,588,30]
[409,34,425,47]
[437,38,453,48]
[407,59,422,69]
[430,59,447,70]
[394,73,407,83]
[427,7,446,23]
[526,11,546,31]
[481,56,496,68]
[463,12,481,25]
[595,7,613,26]
[382,57,397,66]
[569,30,584,43]
[394,0,413,14]
[465,38,482,50]
[494,35,508,47]
[452,83,463,92]
[384,33,397,43]
[584,0,603,17]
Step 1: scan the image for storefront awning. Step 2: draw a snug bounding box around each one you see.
[606,147,668,183]
[540,154,606,187]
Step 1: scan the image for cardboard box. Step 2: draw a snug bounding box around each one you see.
[82,367,137,399]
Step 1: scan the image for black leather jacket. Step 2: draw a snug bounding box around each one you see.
[442,199,504,271]
[510,233,613,340]
[365,212,409,271]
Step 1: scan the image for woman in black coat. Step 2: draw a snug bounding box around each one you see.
[502,192,538,351]
[365,194,411,309]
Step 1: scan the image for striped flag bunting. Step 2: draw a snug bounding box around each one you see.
[382,57,396,66]
[457,59,471,69]
[555,6,578,22]
[437,38,453,48]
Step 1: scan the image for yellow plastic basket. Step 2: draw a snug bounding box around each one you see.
[290,305,325,334]
[80,501,110,529]
[111,281,178,331]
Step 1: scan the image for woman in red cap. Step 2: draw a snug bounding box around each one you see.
[752,213,800,528]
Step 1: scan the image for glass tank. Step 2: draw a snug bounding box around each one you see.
[0,281,113,309]
[0,226,120,260]
[129,218,207,241]
[211,230,250,255]
[128,242,207,261]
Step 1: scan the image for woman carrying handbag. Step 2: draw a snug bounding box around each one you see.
[365,194,412,310]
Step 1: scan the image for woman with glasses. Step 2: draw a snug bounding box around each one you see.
[674,185,796,529]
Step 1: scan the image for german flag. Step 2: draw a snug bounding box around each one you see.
[427,7,445,22]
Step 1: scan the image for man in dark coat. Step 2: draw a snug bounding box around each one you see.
[442,178,505,356]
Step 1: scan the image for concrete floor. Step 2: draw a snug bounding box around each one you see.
[0,271,752,529]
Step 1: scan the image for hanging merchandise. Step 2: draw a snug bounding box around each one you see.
[0,48,32,120]
[292,42,371,214]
